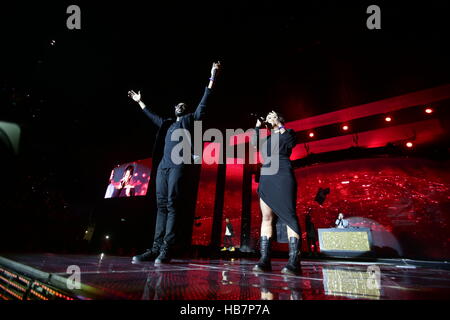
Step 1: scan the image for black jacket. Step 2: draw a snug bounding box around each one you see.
[225,222,234,237]
[142,87,212,171]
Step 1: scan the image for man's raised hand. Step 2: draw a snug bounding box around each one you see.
[211,61,221,78]
[208,61,221,89]
[128,90,141,103]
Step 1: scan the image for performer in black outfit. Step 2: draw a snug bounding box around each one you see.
[221,218,235,252]
[251,111,302,275]
[129,62,221,264]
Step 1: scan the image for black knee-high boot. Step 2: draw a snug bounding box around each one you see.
[281,237,301,275]
[253,236,272,272]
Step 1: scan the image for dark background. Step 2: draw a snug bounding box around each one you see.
[0,0,449,252]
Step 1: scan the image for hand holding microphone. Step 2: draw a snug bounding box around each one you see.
[250,113,267,128]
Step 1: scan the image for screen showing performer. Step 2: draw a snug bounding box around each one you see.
[104,158,152,198]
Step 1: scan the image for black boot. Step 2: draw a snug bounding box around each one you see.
[281,237,301,275]
[132,245,160,263]
[253,236,272,272]
[155,245,171,264]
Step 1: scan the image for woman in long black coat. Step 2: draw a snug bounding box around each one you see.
[251,111,301,275]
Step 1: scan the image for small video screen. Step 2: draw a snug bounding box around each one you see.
[104,158,152,198]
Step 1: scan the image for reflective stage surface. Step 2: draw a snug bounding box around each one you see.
[1,254,450,300]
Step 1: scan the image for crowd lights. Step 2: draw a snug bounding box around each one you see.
[302,105,435,143]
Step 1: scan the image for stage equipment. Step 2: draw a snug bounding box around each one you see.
[318,227,373,257]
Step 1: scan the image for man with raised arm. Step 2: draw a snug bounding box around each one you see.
[128,61,221,264]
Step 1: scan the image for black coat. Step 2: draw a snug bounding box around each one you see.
[225,222,234,237]
[142,87,213,171]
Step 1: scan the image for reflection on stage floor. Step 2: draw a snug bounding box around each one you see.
[1,254,449,300]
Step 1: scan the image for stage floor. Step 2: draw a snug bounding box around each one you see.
[1,253,450,300]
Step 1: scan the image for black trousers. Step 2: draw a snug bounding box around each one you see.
[223,235,233,247]
[153,166,184,249]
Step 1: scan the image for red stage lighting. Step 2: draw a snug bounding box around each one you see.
[425,108,433,114]
[342,125,349,131]
[406,142,413,148]
[385,116,392,122]
[308,132,315,138]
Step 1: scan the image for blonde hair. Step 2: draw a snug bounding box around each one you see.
[269,111,286,125]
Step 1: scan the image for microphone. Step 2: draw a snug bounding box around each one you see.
[250,113,267,125]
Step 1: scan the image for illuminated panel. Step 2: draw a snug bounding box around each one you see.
[319,228,371,252]
[0,266,74,300]
[322,267,381,300]
[222,161,243,248]
[28,280,75,300]
[192,163,219,246]
[192,142,221,246]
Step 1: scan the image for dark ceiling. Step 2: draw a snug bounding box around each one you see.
[1,0,449,203]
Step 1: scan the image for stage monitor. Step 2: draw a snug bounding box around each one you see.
[318,227,373,257]
[104,158,152,198]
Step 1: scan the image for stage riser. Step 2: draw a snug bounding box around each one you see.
[0,266,75,301]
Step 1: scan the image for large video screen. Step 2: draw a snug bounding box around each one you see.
[104,158,152,198]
